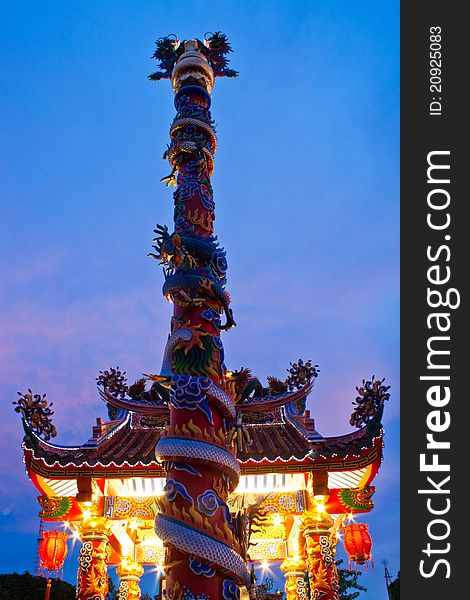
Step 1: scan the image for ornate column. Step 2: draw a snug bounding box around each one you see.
[301,506,339,600]
[116,558,144,600]
[150,34,247,599]
[280,555,308,600]
[76,516,111,600]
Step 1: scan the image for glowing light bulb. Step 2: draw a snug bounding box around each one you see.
[261,560,269,570]
[82,509,91,521]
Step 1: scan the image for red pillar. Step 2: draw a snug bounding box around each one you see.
[301,508,339,600]
[76,517,111,600]
[152,36,247,599]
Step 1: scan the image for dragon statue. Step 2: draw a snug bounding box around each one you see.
[149,35,247,599]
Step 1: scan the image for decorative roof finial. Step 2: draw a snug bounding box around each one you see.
[149,32,238,94]
[171,38,214,93]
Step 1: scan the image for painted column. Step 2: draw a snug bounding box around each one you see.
[301,508,339,600]
[76,517,111,600]
[116,558,144,600]
[280,556,309,600]
[151,35,247,599]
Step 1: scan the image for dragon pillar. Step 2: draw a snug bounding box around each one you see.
[76,517,112,600]
[150,35,247,599]
[300,505,340,600]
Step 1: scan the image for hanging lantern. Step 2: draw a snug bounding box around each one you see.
[39,530,69,573]
[342,523,372,568]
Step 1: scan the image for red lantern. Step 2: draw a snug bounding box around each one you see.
[39,530,69,573]
[342,523,372,569]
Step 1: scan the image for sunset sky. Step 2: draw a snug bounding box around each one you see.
[0,1,399,596]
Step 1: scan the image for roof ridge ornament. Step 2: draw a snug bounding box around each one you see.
[149,32,238,93]
[13,389,57,441]
[349,376,390,434]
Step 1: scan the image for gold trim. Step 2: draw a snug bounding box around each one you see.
[358,463,374,487]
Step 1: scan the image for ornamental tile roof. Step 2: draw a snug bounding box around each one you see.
[24,409,381,473]
[25,423,164,469]
[238,422,311,462]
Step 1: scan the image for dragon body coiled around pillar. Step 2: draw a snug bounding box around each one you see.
[155,436,240,484]
[150,225,227,281]
[162,87,216,187]
[149,35,248,597]
[162,273,234,331]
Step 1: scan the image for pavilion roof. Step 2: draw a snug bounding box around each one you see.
[22,406,383,482]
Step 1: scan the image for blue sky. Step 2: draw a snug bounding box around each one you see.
[0,1,399,597]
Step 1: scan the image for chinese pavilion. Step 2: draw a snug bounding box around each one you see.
[15,34,389,600]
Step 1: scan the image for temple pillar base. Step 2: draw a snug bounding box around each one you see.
[116,558,144,600]
[280,556,308,600]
